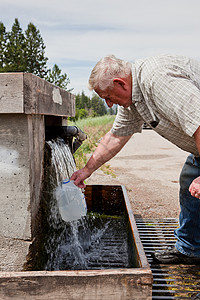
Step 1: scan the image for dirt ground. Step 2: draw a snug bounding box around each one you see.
[86,130,189,219]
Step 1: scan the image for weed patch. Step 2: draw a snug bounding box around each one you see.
[69,115,116,175]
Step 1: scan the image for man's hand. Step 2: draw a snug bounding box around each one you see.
[70,167,91,188]
[71,131,132,188]
[191,126,200,198]
[189,176,200,199]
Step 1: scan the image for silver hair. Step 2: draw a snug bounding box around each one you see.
[88,55,132,91]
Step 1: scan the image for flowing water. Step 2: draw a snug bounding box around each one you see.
[43,138,132,271]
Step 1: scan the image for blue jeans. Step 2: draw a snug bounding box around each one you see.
[174,154,200,257]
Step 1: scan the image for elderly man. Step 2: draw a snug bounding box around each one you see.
[71,54,200,264]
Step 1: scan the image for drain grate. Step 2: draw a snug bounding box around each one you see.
[135,218,200,299]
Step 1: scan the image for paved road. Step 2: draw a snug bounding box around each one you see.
[86,130,188,219]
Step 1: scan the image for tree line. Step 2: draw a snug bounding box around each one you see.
[73,91,116,120]
[0,18,116,118]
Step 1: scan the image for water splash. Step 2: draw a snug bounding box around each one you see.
[46,137,76,184]
[43,138,130,271]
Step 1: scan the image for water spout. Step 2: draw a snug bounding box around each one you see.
[45,126,87,153]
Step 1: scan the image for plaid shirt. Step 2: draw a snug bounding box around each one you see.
[111,54,200,156]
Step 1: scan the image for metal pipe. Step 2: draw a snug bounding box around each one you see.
[45,126,87,153]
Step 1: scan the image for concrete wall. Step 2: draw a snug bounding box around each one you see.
[0,73,75,271]
[0,114,33,239]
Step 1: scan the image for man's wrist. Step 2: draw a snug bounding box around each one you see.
[83,164,94,177]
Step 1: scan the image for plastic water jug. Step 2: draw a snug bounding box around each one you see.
[55,179,87,222]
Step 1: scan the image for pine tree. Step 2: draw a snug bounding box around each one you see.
[91,94,107,116]
[0,18,73,92]
[0,22,7,72]
[46,64,72,91]
[75,93,81,108]
[74,92,108,118]
[81,91,91,110]
[24,22,48,78]
[4,18,26,72]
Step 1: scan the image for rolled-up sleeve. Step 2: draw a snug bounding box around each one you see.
[111,105,144,136]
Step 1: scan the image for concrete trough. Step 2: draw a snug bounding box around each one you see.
[0,73,152,299]
[0,185,152,300]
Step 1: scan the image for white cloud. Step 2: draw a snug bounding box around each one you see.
[1,0,200,95]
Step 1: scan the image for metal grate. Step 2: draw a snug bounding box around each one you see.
[135,218,200,299]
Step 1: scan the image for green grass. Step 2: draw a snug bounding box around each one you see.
[69,115,116,129]
[69,115,116,176]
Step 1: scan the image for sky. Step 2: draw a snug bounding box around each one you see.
[1,0,200,96]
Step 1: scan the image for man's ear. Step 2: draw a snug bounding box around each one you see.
[113,78,127,90]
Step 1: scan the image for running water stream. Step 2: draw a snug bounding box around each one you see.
[43,138,132,271]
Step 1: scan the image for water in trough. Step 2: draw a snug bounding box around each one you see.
[43,138,134,271]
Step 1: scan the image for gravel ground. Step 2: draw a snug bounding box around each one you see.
[86,130,189,219]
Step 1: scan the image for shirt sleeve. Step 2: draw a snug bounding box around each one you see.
[149,68,200,137]
[111,104,144,136]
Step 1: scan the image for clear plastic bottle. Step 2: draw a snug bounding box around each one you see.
[55,179,87,222]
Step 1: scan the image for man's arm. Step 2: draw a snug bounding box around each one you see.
[71,130,132,188]
[189,126,200,198]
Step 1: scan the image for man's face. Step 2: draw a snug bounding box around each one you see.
[95,78,132,108]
